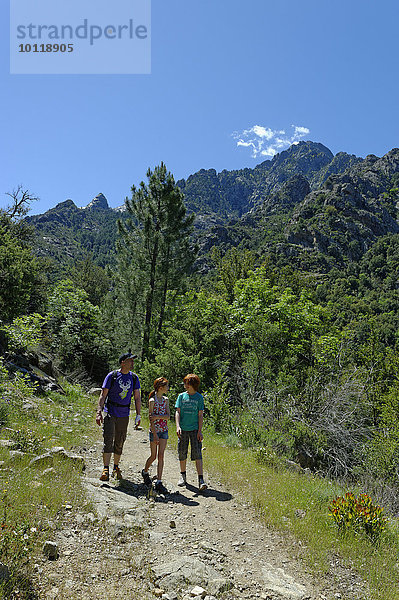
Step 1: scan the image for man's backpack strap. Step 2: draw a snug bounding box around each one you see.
[108,370,119,391]
[106,371,137,409]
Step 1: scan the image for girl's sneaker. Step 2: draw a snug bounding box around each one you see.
[142,469,152,486]
[155,481,168,495]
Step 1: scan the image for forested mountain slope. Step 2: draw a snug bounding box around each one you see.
[25,142,399,276]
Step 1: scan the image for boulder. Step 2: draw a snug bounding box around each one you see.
[30,447,85,471]
[261,564,308,599]
[88,387,102,397]
[152,555,232,594]
[9,450,26,460]
[27,351,54,377]
[43,541,58,560]
[284,459,303,474]
[0,439,13,448]
[0,562,10,582]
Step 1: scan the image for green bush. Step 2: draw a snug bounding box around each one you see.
[232,412,264,448]
[10,373,39,401]
[206,370,230,433]
[1,313,44,353]
[0,398,9,427]
[10,428,43,454]
[225,433,241,448]
[329,492,387,542]
[255,446,283,470]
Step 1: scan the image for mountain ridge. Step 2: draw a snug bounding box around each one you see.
[25,141,399,273]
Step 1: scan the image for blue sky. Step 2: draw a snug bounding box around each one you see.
[1,0,398,214]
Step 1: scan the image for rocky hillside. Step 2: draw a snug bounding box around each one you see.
[281,148,399,267]
[25,193,125,275]
[178,141,360,217]
[26,142,399,273]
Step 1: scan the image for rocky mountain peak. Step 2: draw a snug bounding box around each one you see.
[256,141,333,172]
[54,199,78,211]
[85,193,109,211]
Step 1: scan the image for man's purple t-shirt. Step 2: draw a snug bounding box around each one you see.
[102,371,140,418]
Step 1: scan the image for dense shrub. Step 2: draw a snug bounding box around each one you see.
[329,492,387,542]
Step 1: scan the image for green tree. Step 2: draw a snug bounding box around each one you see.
[211,246,256,302]
[232,265,324,389]
[1,313,45,352]
[0,187,44,321]
[69,254,111,306]
[46,280,110,375]
[118,163,196,361]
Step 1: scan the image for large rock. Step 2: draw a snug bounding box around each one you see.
[261,563,309,599]
[43,541,58,560]
[27,350,54,377]
[0,439,13,448]
[152,555,232,594]
[0,562,10,582]
[9,450,26,460]
[30,447,85,471]
[82,477,147,526]
[4,356,62,393]
[88,387,102,397]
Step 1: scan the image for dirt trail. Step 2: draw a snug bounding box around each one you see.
[33,422,368,600]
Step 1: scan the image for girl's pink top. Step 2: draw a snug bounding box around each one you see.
[151,394,168,433]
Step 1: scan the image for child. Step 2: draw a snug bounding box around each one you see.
[142,377,170,495]
[175,373,207,491]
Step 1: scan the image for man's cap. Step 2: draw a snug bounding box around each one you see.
[119,350,138,363]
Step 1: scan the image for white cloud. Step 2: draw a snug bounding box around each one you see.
[232,124,310,159]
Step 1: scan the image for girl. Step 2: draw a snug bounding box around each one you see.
[142,377,170,494]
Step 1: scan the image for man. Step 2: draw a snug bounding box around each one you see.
[175,373,207,491]
[96,351,141,481]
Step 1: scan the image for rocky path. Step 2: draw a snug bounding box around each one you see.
[33,423,368,600]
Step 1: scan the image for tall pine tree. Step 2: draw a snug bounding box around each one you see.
[118,163,196,361]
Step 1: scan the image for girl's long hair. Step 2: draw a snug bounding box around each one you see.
[148,377,169,400]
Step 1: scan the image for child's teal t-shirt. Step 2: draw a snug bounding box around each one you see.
[175,391,204,431]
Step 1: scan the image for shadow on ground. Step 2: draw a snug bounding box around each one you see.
[100,478,232,505]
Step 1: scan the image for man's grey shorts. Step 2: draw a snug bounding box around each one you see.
[102,414,129,455]
[178,429,202,461]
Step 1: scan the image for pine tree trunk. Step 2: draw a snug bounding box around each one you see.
[142,236,159,361]
[158,244,170,334]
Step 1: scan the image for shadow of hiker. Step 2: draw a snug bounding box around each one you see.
[101,478,149,500]
[185,482,233,502]
[103,479,201,506]
[154,491,200,506]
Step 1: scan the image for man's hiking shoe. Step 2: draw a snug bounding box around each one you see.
[198,480,208,492]
[177,474,187,487]
[155,481,168,495]
[142,469,152,486]
[99,467,109,482]
[112,465,123,480]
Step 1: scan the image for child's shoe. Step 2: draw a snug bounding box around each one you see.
[142,469,152,486]
[155,481,168,495]
[198,477,207,491]
[177,473,187,487]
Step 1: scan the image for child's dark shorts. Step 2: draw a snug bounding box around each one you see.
[178,429,202,461]
[102,414,129,455]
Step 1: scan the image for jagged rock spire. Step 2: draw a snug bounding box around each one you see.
[85,193,109,210]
